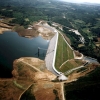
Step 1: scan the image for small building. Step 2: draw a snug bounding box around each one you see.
[28,27,32,30]
[57,73,68,81]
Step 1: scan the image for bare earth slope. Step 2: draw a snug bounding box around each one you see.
[0,21,100,100]
[15,21,55,40]
[0,57,62,100]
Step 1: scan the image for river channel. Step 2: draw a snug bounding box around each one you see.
[0,31,49,78]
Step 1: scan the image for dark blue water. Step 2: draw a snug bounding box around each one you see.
[0,31,49,78]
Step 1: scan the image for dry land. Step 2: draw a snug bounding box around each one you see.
[0,57,63,100]
[0,21,13,34]
[0,20,99,100]
[15,21,55,40]
[0,20,55,40]
[0,27,10,34]
[0,57,98,100]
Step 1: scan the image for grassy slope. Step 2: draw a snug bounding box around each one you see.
[55,32,74,71]
[60,59,84,73]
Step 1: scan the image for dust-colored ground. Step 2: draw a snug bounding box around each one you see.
[0,22,12,28]
[0,20,55,40]
[14,25,39,38]
[0,21,13,34]
[37,26,54,40]
[0,27,11,34]
[15,21,55,40]
[67,63,99,82]
[32,81,62,100]
[33,21,56,39]
[74,50,84,60]
[0,57,99,100]
[0,20,99,100]
[0,57,61,100]
[74,51,82,57]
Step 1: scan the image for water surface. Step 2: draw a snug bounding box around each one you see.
[0,31,49,77]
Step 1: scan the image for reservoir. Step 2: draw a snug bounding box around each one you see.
[0,31,49,78]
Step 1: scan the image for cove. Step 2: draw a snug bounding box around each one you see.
[0,31,49,78]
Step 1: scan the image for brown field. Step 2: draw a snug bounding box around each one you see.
[15,21,55,40]
[0,57,62,100]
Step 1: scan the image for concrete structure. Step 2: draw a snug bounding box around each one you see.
[45,28,68,81]
[57,73,68,81]
[45,32,59,76]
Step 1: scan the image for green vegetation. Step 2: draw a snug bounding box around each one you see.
[63,27,81,50]
[0,6,48,28]
[17,63,23,71]
[60,59,83,73]
[65,66,100,100]
[55,33,74,71]
[13,80,25,90]
[53,89,60,100]
[20,85,36,100]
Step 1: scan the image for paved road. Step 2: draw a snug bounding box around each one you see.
[61,83,66,100]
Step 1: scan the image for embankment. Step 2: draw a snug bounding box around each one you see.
[45,30,60,76]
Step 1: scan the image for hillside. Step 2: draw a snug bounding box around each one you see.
[0,0,100,100]
[0,57,60,100]
[65,66,100,100]
[0,57,99,100]
[0,0,59,7]
[0,0,99,61]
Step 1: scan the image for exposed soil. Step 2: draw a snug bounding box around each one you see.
[0,27,11,34]
[0,20,99,100]
[0,20,56,40]
[0,57,99,100]
[14,25,39,38]
[73,50,84,60]
[35,21,56,40]
[0,57,60,100]
[33,81,61,100]
[67,63,99,82]
[0,21,13,34]
[0,80,24,100]
[64,65,100,100]
[15,21,55,40]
